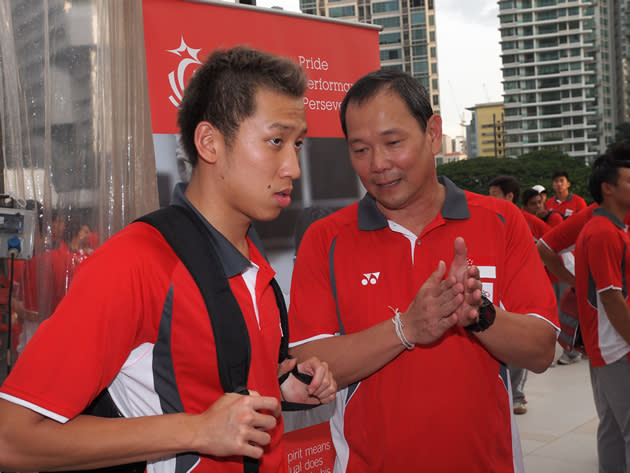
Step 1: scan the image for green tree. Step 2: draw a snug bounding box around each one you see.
[436,149,592,203]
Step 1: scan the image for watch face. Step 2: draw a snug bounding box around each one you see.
[481,297,493,311]
[479,296,496,329]
[465,296,496,333]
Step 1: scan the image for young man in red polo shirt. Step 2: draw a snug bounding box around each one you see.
[289,69,559,473]
[538,203,630,288]
[537,202,630,367]
[489,175,551,243]
[523,187,563,227]
[574,144,630,473]
[532,184,547,206]
[0,46,336,473]
[546,171,587,218]
[540,172,587,365]
[488,175,553,416]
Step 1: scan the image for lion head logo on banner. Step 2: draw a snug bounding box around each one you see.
[167,37,202,107]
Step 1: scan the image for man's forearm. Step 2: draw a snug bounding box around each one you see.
[0,400,192,472]
[537,241,575,286]
[289,319,406,390]
[475,308,557,373]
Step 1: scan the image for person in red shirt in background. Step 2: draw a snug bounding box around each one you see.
[521,186,566,307]
[538,203,598,288]
[538,201,630,366]
[2,204,97,366]
[526,186,564,227]
[54,215,95,304]
[546,171,588,218]
[573,145,630,473]
[11,211,95,357]
[538,202,616,341]
[539,206,630,287]
[0,274,20,368]
[532,184,548,206]
[489,176,551,241]
[488,175,552,415]
[49,209,67,249]
[539,171,588,365]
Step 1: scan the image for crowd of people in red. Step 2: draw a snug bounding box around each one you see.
[0,209,97,361]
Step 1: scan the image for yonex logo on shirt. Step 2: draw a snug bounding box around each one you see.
[362,272,380,286]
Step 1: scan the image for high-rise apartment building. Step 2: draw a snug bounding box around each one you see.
[616,1,630,124]
[498,0,630,160]
[300,0,440,113]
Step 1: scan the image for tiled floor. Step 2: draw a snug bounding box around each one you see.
[516,344,599,473]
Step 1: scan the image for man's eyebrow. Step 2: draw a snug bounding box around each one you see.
[268,122,308,134]
[269,122,291,130]
[348,137,366,146]
[380,129,401,137]
[348,128,401,145]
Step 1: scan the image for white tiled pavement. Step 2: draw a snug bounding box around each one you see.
[516,344,599,473]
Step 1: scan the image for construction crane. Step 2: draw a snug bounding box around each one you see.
[447,80,467,130]
[482,83,491,103]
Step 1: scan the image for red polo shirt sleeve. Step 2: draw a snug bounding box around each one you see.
[545,211,564,227]
[584,222,626,292]
[540,204,596,253]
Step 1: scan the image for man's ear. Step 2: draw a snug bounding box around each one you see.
[426,114,443,155]
[506,192,515,203]
[194,121,221,165]
[601,181,613,198]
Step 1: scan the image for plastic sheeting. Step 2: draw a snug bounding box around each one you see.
[0,0,158,376]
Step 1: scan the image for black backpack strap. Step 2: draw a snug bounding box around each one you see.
[271,249,315,411]
[274,278,290,364]
[137,205,251,394]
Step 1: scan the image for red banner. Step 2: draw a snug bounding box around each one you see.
[142,0,380,137]
[284,422,335,473]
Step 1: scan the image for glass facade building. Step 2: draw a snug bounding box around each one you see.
[498,0,630,160]
[300,0,440,113]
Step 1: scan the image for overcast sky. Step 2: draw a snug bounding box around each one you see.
[434,0,503,137]
[255,0,504,138]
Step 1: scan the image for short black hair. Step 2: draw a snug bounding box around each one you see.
[521,188,540,207]
[177,45,308,167]
[488,175,520,204]
[339,69,433,137]
[552,171,569,181]
[589,140,630,204]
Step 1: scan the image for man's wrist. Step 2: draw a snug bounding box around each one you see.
[390,307,414,350]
